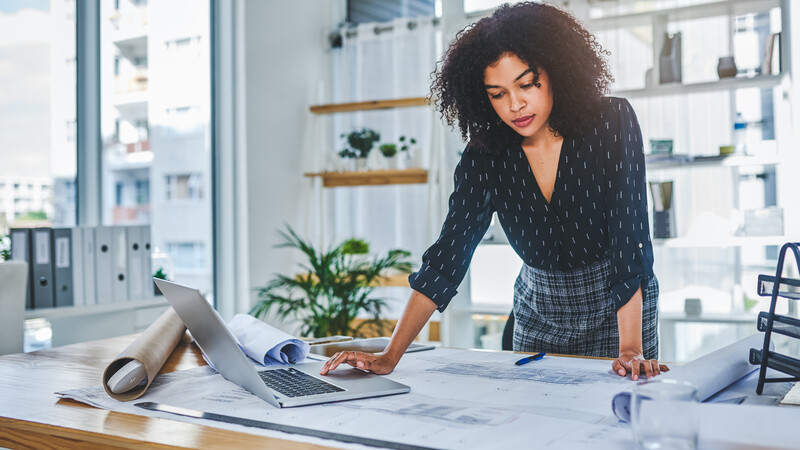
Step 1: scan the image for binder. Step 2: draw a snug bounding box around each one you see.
[31,228,55,309]
[111,226,129,303]
[70,227,84,306]
[9,228,32,309]
[141,225,152,296]
[94,226,114,304]
[82,227,97,305]
[126,226,144,300]
[52,228,75,307]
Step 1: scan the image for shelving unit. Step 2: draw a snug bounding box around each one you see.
[305,95,443,337]
[26,297,169,347]
[589,0,781,31]
[592,0,794,362]
[646,154,780,169]
[616,73,784,98]
[304,168,428,187]
[653,235,791,248]
[309,97,429,114]
[296,273,409,288]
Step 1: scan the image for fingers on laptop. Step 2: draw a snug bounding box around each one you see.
[320,351,358,374]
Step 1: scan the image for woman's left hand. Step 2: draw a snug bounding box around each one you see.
[612,349,669,381]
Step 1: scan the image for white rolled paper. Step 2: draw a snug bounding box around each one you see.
[612,333,770,422]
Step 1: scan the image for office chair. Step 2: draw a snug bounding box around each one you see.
[502,310,514,351]
[0,261,28,355]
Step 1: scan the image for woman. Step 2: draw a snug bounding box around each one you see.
[321,2,667,380]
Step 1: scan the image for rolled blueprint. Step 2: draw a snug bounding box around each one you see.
[102,307,186,401]
[227,313,310,365]
[612,333,770,421]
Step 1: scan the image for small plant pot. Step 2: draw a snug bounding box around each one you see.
[338,157,354,172]
[355,157,368,172]
[384,155,397,170]
[397,152,410,170]
[366,150,386,171]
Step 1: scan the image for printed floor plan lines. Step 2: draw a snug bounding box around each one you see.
[426,363,627,386]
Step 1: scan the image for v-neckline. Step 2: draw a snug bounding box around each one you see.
[523,138,566,208]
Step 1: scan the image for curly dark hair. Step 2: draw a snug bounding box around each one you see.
[430,2,612,153]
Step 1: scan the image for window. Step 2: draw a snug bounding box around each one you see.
[348,0,436,23]
[100,0,212,293]
[166,242,206,272]
[165,174,203,201]
[0,0,76,229]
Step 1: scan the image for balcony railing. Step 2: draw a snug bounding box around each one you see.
[114,70,148,94]
[113,204,151,224]
[126,139,150,154]
[108,5,148,31]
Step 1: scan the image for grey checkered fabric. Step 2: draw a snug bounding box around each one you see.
[512,255,659,359]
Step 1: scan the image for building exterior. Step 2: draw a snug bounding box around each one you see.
[99,0,212,291]
[0,177,54,226]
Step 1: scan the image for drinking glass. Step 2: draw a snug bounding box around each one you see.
[631,379,699,450]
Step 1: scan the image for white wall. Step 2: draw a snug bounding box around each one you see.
[243,1,343,320]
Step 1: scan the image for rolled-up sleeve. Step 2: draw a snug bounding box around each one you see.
[603,98,653,311]
[409,149,494,312]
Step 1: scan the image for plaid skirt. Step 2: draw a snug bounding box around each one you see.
[512,256,659,359]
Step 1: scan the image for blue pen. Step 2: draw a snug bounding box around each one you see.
[515,352,546,365]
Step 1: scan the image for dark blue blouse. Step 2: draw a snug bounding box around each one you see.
[409,97,654,312]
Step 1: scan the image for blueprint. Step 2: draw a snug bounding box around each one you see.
[58,347,799,449]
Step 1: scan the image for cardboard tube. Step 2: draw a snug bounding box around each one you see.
[102,307,186,401]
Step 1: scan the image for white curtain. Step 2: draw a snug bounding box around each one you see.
[325,17,441,267]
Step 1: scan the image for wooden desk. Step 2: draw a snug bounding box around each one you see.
[0,333,324,449]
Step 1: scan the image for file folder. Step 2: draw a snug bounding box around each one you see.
[94,226,114,304]
[9,228,32,309]
[112,226,129,303]
[31,228,55,309]
[82,227,97,305]
[126,226,144,300]
[52,228,75,307]
[141,225,152,296]
[70,227,85,306]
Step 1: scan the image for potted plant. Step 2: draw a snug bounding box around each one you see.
[0,233,9,262]
[398,135,417,169]
[341,128,380,171]
[379,143,398,169]
[153,268,167,296]
[250,226,413,338]
[336,148,356,172]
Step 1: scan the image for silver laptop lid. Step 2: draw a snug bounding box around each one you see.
[154,278,281,407]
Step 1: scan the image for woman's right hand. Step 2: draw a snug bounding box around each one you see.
[319,350,398,375]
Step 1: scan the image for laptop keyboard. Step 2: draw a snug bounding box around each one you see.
[258,367,345,398]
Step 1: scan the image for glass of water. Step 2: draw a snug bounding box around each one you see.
[631,379,700,450]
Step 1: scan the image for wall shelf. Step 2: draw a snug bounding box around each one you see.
[588,0,781,31]
[647,154,781,169]
[653,235,792,248]
[614,74,784,99]
[309,97,429,114]
[296,273,409,287]
[24,297,167,320]
[304,169,428,187]
[25,297,170,347]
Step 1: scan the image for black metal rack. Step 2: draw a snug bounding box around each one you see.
[749,242,800,394]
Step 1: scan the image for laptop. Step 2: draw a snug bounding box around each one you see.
[154,278,410,408]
